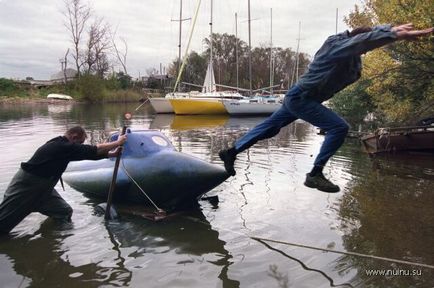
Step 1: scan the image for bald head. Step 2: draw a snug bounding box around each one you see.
[65,126,87,144]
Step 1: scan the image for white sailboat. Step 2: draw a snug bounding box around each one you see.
[149,96,175,114]
[223,6,282,115]
[223,95,282,115]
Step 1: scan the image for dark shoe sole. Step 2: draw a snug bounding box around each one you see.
[304,180,340,193]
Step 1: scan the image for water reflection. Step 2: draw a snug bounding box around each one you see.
[337,153,434,287]
[0,103,49,122]
[47,103,73,114]
[105,209,240,287]
[0,219,132,287]
[0,208,240,287]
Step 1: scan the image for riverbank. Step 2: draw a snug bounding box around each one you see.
[0,90,145,104]
[1,77,163,104]
[0,91,163,105]
[0,96,58,104]
[0,91,165,105]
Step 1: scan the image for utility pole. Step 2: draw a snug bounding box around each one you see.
[60,48,69,85]
[59,58,65,82]
[336,8,338,34]
[171,0,191,91]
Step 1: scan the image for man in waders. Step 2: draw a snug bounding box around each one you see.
[0,126,127,234]
[219,23,433,192]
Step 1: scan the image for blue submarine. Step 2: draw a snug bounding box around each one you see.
[63,129,229,210]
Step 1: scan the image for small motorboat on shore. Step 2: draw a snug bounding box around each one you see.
[63,129,229,210]
[47,93,73,100]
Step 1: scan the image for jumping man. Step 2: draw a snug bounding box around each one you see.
[219,23,433,192]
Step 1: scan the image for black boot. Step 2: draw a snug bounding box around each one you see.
[304,172,340,193]
[219,147,237,176]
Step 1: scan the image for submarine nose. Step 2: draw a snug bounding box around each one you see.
[123,151,230,207]
[170,151,230,185]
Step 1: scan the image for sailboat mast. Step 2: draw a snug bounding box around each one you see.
[290,21,301,87]
[295,21,301,83]
[172,0,201,92]
[210,0,214,92]
[172,0,191,92]
[178,0,183,90]
[248,0,252,94]
[235,13,239,91]
[269,8,273,95]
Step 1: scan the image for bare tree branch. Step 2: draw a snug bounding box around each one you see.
[63,0,91,77]
[111,28,128,75]
[83,17,112,76]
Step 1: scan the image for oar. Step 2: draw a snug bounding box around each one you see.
[104,125,127,220]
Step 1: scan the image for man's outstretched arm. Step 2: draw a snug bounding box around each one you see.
[393,23,434,40]
[329,23,433,59]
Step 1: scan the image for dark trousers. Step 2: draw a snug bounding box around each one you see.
[234,85,349,167]
[0,169,72,234]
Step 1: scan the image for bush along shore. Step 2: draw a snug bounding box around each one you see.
[0,75,162,104]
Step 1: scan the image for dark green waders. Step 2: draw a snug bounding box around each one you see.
[0,169,72,234]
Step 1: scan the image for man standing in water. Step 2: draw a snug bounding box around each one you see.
[219,23,433,192]
[0,126,127,234]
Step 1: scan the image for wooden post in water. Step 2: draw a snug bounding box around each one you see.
[105,126,127,220]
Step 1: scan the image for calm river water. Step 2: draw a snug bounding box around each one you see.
[0,102,433,288]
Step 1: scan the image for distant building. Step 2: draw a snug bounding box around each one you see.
[141,74,171,82]
[142,74,173,90]
[50,68,77,83]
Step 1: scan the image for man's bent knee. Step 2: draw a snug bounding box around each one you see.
[329,122,349,136]
[48,205,73,221]
[60,206,73,220]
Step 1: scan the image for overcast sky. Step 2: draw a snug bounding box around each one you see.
[0,0,360,80]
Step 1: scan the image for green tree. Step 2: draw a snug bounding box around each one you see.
[115,71,132,89]
[329,78,378,129]
[76,74,105,102]
[0,78,19,97]
[182,51,208,90]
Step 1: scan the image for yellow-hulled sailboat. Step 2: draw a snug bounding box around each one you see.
[169,0,244,115]
[170,53,244,114]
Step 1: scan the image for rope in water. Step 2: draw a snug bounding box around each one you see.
[120,159,164,212]
[185,216,434,270]
[251,237,434,270]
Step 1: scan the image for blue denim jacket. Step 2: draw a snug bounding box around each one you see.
[296,24,397,102]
